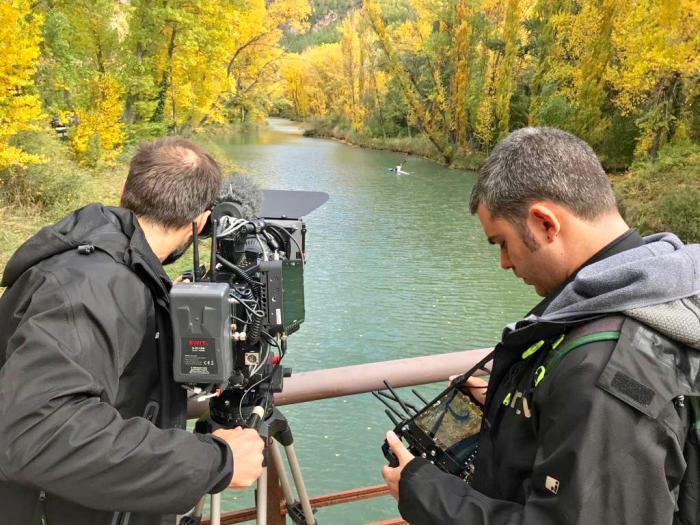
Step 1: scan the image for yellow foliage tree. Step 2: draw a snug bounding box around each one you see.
[545,0,616,146]
[364,0,454,162]
[494,0,523,139]
[340,12,365,130]
[474,45,498,146]
[69,75,125,167]
[160,0,310,131]
[280,43,346,118]
[38,0,125,165]
[0,0,44,171]
[607,0,700,158]
[452,0,474,146]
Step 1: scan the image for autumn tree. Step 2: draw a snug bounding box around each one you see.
[607,0,700,159]
[122,0,170,133]
[538,0,616,147]
[364,0,454,162]
[38,0,125,165]
[147,0,309,132]
[0,0,44,170]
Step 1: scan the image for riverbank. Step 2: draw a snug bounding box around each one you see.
[2,125,699,281]
[302,120,486,171]
[611,141,700,243]
[303,120,700,243]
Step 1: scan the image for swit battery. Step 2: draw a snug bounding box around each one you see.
[171,282,232,384]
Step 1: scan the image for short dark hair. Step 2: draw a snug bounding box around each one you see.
[469,127,617,222]
[121,137,222,228]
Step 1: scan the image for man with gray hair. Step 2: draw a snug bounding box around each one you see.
[0,138,265,524]
[382,127,700,524]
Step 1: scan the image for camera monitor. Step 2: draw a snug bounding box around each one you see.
[377,351,493,482]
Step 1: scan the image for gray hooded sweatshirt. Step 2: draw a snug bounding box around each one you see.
[541,232,700,350]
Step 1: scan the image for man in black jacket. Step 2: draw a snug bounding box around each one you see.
[382,128,700,524]
[0,138,265,524]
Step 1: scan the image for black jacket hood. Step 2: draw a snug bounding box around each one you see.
[1,204,170,295]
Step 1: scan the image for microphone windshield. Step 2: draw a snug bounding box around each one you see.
[216,175,263,220]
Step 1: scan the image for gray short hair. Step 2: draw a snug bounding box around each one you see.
[469,127,617,221]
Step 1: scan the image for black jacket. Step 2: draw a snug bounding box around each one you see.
[0,204,232,525]
[398,232,699,524]
[400,317,694,524]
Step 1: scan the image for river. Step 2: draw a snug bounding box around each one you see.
[209,118,536,523]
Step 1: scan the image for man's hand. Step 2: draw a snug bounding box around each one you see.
[381,431,415,501]
[449,374,488,406]
[213,427,265,488]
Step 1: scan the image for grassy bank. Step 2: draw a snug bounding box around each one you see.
[302,119,486,171]
[613,142,700,243]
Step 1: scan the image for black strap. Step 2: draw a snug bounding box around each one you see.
[452,350,496,388]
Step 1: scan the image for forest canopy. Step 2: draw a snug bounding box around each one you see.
[1,0,698,244]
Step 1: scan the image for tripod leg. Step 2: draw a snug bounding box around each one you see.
[211,493,221,525]
[192,496,206,521]
[269,440,295,506]
[257,466,268,525]
[283,444,315,525]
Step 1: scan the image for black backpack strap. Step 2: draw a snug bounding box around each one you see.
[675,396,700,523]
[534,316,625,388]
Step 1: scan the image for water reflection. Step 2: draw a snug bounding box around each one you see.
[211,119,536,523]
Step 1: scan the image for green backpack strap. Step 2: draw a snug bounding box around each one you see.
[534,316,625,388]
[692,397,700,431]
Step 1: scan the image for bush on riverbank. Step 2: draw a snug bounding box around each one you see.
[0,130,123,273]
[0,130,240,282]
[614,142,700,243]
[2,131,89,216]
[303,117,486,171]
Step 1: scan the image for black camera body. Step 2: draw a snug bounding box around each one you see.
[171,185,327,428]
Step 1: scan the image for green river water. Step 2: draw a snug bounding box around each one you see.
[209,118,536,524]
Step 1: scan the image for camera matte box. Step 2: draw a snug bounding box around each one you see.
[171,282,232,384]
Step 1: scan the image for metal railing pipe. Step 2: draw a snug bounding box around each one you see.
[189,348,492,419]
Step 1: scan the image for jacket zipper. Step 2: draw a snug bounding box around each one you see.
[37,490,48,525]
